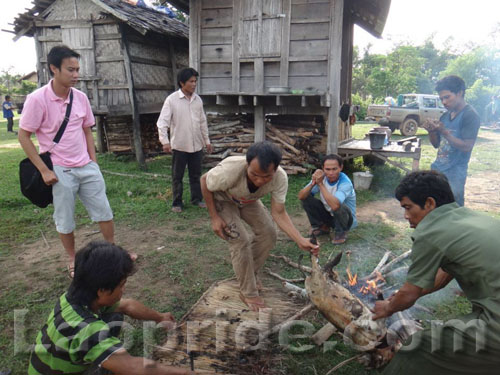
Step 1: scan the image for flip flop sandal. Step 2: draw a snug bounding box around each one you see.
[332,232,347,245]
[239,292,266,312]
[310,228,330,237]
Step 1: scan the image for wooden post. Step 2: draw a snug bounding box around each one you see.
[189,0,201,92]
[326,0,344,154]
[254,105,265,142]
[232,0,241,92]
[33,32,45,86]
[168,37,178,90]
[254,58,264,94]
[121,26,147,170]
[279,0,291,87]
[95,115,106,153]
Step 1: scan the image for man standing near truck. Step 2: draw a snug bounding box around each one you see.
[422,75,480,206]
[3,95,16,133]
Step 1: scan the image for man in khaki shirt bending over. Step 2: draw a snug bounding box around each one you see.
[157,68,212,213]
[201,141,319,311]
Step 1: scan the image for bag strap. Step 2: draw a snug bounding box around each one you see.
[52,89,74,144]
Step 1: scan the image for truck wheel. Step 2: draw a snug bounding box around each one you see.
[400,118,418,136]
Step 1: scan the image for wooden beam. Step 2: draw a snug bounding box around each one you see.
[121,26,146,170]
[33,32,45,86]
[254,58,264,93]
[326,0,344,154]
[168,37,178,92]
[279,0,291,87]
[231,0,240,92]
[254,105,265,142]
[189,0,201,90]
[95,115,107,153]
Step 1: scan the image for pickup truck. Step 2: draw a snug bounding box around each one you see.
[366,94,446,136]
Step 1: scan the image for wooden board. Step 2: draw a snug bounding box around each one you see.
[155,277,308,374]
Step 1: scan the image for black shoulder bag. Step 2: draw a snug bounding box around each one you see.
[19,90,74,208]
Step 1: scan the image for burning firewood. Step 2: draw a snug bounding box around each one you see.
[305,254,387,351]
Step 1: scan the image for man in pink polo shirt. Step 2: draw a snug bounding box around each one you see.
[18,45,114,277]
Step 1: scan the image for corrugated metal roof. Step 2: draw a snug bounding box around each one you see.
[11,0,188,40]
[349,0,391,38]
[162,0,391,39]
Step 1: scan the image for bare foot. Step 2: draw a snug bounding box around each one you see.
[239,292,266,312]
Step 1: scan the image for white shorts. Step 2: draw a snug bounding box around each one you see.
[52,161,113,234]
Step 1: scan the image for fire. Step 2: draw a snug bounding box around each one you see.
[359,272,386,295]
[346,268,357,286]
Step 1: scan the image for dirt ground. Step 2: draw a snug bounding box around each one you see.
[8,166,499,301]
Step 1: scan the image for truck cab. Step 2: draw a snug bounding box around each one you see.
[367,94,446,136]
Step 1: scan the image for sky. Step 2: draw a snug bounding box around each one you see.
[0,0,500,75]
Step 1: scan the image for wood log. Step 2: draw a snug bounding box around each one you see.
[305,256,386,351]
[379,250,411,275]
[209,120,240,131]
[282,281,308,299]
[362,251,392,281]
[311,323,337,346]
[264,268,305,283]
[266,123,297,145]
[267,134,302,155]
[270,254,312,274]
[211,142,252,148]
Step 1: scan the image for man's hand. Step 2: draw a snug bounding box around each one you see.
[297,237,320,256]
[206,144,213,154]
[157,312,176,331]
[41,170,58,186]
[211,215,229,240]
[163,144,172,153]
[372,300,392,320]
[422,119,444,133]
[312,169,324,185]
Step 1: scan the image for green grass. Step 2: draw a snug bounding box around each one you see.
[0,118,497,374]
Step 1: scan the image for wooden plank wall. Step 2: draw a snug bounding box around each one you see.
[94,22,130,113]
[288,0,330,91]
[195,0,335,95]
[197,0,234,94]
[127,30,177,114]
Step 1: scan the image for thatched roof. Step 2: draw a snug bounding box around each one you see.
[12,0,188,40]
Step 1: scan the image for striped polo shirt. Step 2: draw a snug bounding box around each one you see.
[28,293,123,374]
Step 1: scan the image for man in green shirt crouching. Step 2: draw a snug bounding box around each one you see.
[29,241,197,375]
[373,170,500,375]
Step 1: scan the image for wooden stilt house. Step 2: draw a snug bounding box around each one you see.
[11,0,189,168]
[167,0,390,153]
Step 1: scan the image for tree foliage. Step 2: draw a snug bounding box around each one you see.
[352,40,500,121]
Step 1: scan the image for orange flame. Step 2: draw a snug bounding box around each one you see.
[346,268,358,286]
[359,272,386,295]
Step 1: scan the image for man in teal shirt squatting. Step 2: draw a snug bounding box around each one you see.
[298,154,357,244]
[373,170,500,374]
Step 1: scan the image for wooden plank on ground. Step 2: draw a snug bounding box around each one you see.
[154,278,309,374]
